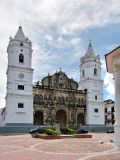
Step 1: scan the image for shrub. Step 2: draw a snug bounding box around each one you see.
[44,128,58,135]
[60,128,76,134]
[67,128,76,134]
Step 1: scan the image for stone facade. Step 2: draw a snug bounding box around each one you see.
[33,70,86,128]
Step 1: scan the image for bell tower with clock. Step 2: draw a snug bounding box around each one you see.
[4,26,33,125]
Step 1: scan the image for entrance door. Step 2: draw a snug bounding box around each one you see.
[56,110,66,128]
[77,113,84,126]
[34,111,43,125]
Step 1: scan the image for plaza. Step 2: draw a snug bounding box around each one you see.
[0,133,120,160]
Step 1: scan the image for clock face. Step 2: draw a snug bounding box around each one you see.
[19,73,24,79]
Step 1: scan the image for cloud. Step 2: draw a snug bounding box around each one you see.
[105,43,120,53]
[101,59,115,100]
[0,0,120,108]
[104,72,115,99]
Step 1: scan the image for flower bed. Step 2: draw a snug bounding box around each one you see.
[74,134,92,138]
[34,134,61,139]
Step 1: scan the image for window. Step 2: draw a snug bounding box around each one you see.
[111,107,114,112]
[112,114,114,119]
[18,103,24,108]
[18,85,24,90]
[94,108,98,113]
[20,43,23,46]
[94,68,97,75]
[82,69,85,77]
[105,108,107,113]
[19,54,24,63]
[95,95,97,100]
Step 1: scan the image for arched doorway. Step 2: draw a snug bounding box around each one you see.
[77,113,84,126]
[56,110,66,128]
[34,111,43,125]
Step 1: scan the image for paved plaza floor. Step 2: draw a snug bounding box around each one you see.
[0,133,120,160]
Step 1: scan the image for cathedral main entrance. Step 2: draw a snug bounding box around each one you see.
[56,110,66,128]
[34,111,43,125]
[77,113,84,126]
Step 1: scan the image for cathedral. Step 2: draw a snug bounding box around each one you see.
[0,26,105,127]
[33,70,86,128]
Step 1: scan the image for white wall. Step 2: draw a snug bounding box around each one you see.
[79,49,105,125]
[5,95,33,124]
[4,27,33,125]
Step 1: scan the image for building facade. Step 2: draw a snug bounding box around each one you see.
[3,26,33,125]
[33,70,86,128]
[104,99,115,126]
[79,43,105,125]
[0,26,105,127]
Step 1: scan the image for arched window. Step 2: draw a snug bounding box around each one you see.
[19,54,24,63]
[95,95,97,100]
[94,68,97,75]
[82,69,85,77]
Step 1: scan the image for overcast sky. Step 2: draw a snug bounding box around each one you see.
[0,0,120,109]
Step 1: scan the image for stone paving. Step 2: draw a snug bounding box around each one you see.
[0,133,120,160]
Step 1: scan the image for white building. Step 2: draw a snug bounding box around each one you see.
[3,26,33,125]
[79,42,105,125]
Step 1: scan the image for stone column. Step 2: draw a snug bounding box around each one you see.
[114,65,120,147]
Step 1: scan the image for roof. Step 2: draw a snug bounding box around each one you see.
[14,26,26,41]
[105,45,120,73]
[84,42,96,58]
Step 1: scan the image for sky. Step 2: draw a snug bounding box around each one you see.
[0,0,120,109]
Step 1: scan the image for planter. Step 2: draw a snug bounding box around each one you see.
[34,134,61,139]
[74,134,92,138]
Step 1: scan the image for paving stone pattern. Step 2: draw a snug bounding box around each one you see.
[0,133,119,160]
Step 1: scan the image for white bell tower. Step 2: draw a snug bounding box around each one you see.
[5,26,33,125]
[79,42,105,125]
